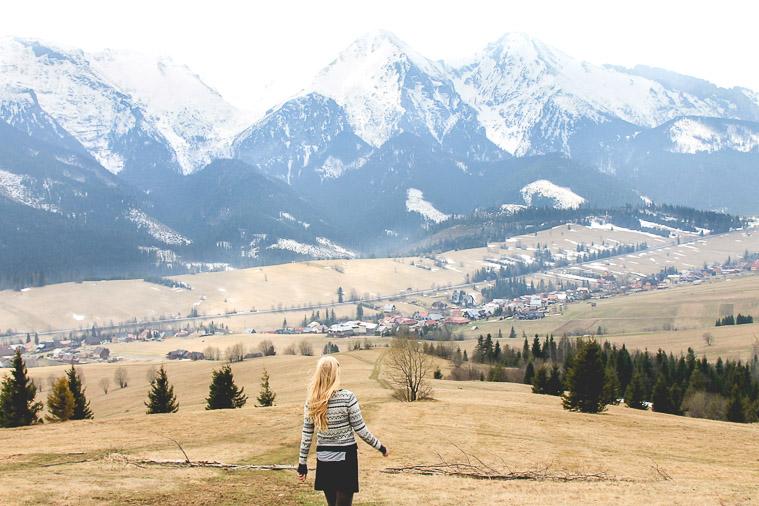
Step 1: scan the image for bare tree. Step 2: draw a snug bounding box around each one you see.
[225,343,245,362]
[47,374,57,389]
[283,343,297,355]
[203,346,221,361]
[114,366,129,389]
[145,365,157,383]
[298,340,314,356]
[702,332,715,347]
[384,337,433,401]
[99,377,110,394]
[257,339,276,356]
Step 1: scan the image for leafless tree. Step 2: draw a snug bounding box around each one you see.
[283,343,297,355]
[145,365,157,383]
[298,340,314,356]
[203,346,221,361]
[702,332,715,347]
[258,339,276,356]
[99,377,110,394]
[384,337,433,401]
[47,374,57,389]
[225,343,245,362]
[114,366,129,389]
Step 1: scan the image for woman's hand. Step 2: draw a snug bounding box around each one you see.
[297,463,308,481]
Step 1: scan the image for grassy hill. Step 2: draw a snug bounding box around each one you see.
[2,350,758,505]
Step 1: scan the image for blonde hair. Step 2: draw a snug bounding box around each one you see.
[307,356,341,431]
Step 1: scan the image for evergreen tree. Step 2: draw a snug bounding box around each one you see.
[337,287,344,303]
[206,365,247,410]
[46,377,75,422]
[462,350,468,362]
[624,371,647,410]
[256,369,276,407]
[602,364,621,406]
[66,365,93,420]
[0,350,43,428]
[652,374,675,414]
[546,364,563,396]
[145,365,179,414]
[531,335,542,360]
[356,303,364,320]
[522,338,531,362]
[532,366,549,394]
[726,387,746,423]
[523,361,535,385]
[509,326,517,339]
[562,340,607,413]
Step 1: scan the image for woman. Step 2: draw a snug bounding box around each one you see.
[298,355,388,506]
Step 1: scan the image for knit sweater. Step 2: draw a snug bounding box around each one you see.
[299,389,383,465]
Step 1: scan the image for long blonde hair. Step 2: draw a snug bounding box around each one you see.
[307,356,341,431]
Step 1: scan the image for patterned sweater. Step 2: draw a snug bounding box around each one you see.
[299,389,383,464]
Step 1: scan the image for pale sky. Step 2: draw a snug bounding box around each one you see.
[2,0,757,115]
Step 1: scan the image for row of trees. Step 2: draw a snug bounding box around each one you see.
[495,336,759,423]
[0,350,278,427]
[716,314,754,326]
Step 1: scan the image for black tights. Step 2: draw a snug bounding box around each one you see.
[323,489,353,506]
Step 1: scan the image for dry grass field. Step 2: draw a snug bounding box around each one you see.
[2,350,759,505]
[3,226,758,337]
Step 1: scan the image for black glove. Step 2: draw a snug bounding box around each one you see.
[379,445,388,456]
[297,463,308,476]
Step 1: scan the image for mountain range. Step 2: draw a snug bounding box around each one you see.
[1,31,758,284]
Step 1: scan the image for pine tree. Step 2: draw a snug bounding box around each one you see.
[146,365,179,414]
[602,364,621,406]
[562,340,607,413]
[523,361,535,385]
[726,387,746,423]
[531,335,542,360]
[532,366,549,394]
[546,364,563,396]
[256,369,276,407]
[337,287,344,303]
[356,303,364,320]
[0,349,43,427]
[651,374,674,414]
[509,326,517,339]
[624,371,647,410]
[206,364,247,410]
[66,365,93,420]
[46,377,75,422]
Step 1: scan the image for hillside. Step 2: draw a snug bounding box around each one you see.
[2,350,758,505]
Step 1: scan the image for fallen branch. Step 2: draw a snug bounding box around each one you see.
[107,453,303,472]
[382,448,618,482]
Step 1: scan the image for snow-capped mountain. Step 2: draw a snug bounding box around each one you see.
[232,93,371,184]
[0,38,181,185]
[88,50,253,174]
[451,33,759,157]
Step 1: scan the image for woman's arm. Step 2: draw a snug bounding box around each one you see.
[347,392,386,454]
[299,403,314,467]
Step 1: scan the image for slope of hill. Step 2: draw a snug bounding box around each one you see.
[1,350,757,505]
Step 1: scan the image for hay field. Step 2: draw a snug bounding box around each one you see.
[2,350,758,505]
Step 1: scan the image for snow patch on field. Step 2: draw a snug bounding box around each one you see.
[405,188,450,223]
[128,208,192,246]
[520,180,585,209]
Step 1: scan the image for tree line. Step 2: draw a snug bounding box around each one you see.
[0,350,278,428]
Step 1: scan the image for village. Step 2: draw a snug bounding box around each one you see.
[4,247,757,369]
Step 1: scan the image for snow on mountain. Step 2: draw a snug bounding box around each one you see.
[520,179,585,209]
[451,33,756,156]
[665,117,759,154]
[0,168,60,213]
[309,31,502,162]
[267,237,356,259]
[127,208,192,246]
[405,187,450,223]
[0,38,178,179]
[88,50,253,174]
